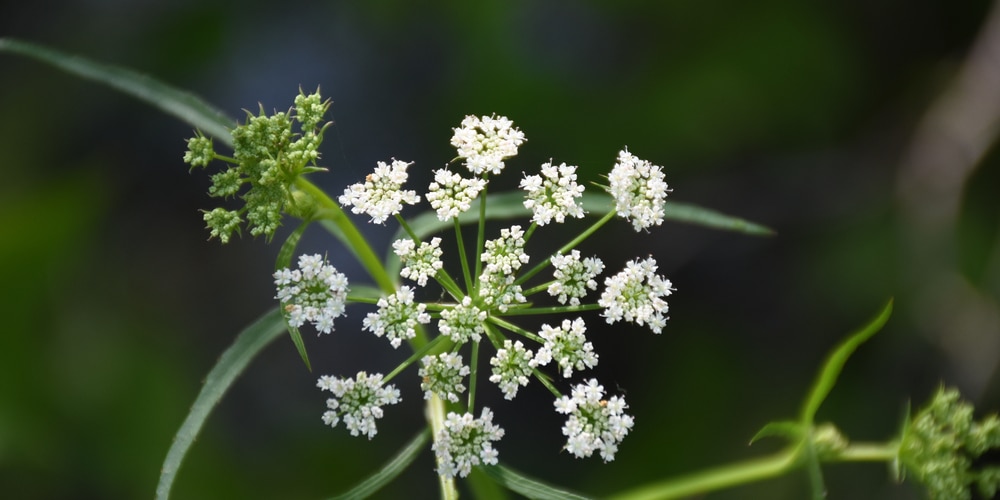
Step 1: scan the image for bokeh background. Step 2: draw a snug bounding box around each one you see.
[2,1,1000,498]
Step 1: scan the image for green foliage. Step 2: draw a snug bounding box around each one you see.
[899,387,1000,500]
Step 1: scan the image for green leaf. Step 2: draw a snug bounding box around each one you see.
[800,299,894,423]
[0,37,235,145]
[663,201,774,235]
[750,420,804,445]
[275,221,313,371]
[155,308,286,500]
[478,465,593,500]
[327,429,430,500]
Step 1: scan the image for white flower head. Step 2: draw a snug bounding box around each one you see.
[520,161,586,225]
[530,317,598,378]
[362,286,431,348]
[548,250,604,306]
[426,168,487,221]
[317,371,401,439]
[478,270,526,313]
[607,148,670,231]
[439,296,487,344]
[481,225,529,276]
[419,352,470,403]
[339,159,420,224]
[489,339,535,400]
[451,114,525,175]
[393,237,444,286]
[433,408,505,478]
[599,257,673,334]
[274,254,349,334]
[554,379,634,462]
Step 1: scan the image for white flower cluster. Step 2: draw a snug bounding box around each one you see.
[607,148,670,231]
[393,237,444,287]
[317,372,401,439]
[418,352,470,403]
[433,408,505,478]
[531,318,598,378]
[548,250,604,306]
[478,272,525,313]
[362,286,431,348]
[426,168,487,221]
[489,339,535,400]
[554,379,634,461]
[339,159,420,224]
[439,296,487,344]
[520,161,586,225]
[481,225,529,275]
[599,257,673,334]
[273,254,349,334]
[451,114,525,175]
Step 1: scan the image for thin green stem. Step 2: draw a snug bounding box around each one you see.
[426,393,458,500]
[453,217,474,293]
[474,175,488,296]
[499,304,603,316]
[468,340,480,411]
[488,316,544,344]
[515,210,617,286]
[383,335,451,383]
[523,280,555,297]
[832,442,899,462]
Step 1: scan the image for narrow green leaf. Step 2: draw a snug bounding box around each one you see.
[327,429,430,500]
[0,38,236,145]
[467,466,510,500]
[275,221,313,371]
[479,464,593,500]
[750,420,804,445]
[663,201,774,235]
[800,299,894,423]
[155,308,286,500]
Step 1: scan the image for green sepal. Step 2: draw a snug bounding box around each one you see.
[750,420,804,445]
[326,429,430,500]
[275,220,313,371]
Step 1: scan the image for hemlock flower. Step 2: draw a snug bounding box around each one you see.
[607,148,670,232]
[478,271,526,313]
[489,339,535,400]
[439,296,487,344]
[426,168,487,221]
[419,352,470,403]
[530,317,598,378]
[362,286,431,348]
[451,114,525,175]
[274,254,349,334]
[520,161,586,225]
[339,159,420,224]
[433,408,505,478]
[554,379,634,462]
[183,133,214,167]
[481,225,529,275]
[393,237,444,287]
[317,371,401,440]
[548,250,604,306]
[599,257,673,334]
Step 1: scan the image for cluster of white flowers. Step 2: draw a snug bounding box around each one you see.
[273,254,349,334]
[339,159,420,224]
[481,225,530,275]
[418,352,470,403]
[489,339,535,400]
[531,318,598,378]
[426,168,487,221]
[607,148,670,231]
[520,161,586,225]
[362,286,431,348]
[439,296,487,344]
[554,379,634,461]
[317,372,401,439]
[599,257,674,334]
[393,237,444,287]
[478,272,525,313]
[451,114,525,175]
[433,408,505,478]
[548,250,604,306]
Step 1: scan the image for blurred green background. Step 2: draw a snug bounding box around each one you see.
[2,0,1000,498]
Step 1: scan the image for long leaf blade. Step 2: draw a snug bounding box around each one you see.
[479,465,593,500]
[327,429,430,500]
[0,38,235,144]
[155,308,286,500]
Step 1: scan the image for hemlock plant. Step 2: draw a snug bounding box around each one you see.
[2,38,999,500]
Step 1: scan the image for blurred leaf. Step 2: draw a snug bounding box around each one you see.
[750,420,803,445]
[327,429,430,500]
[958,141,1000,295]
[155,308,286,500]
[0,38,235,145]
[479,465,593,500]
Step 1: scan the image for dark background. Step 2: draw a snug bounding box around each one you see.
[2,1,1000,498]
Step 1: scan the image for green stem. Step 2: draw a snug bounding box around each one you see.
[426,393,458,500]
[474,175,488,296]
[488,316,544,344]
[515,210,616,286]
[454,217,474,293]
[499,304,603,316]
[468,340,480,411]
